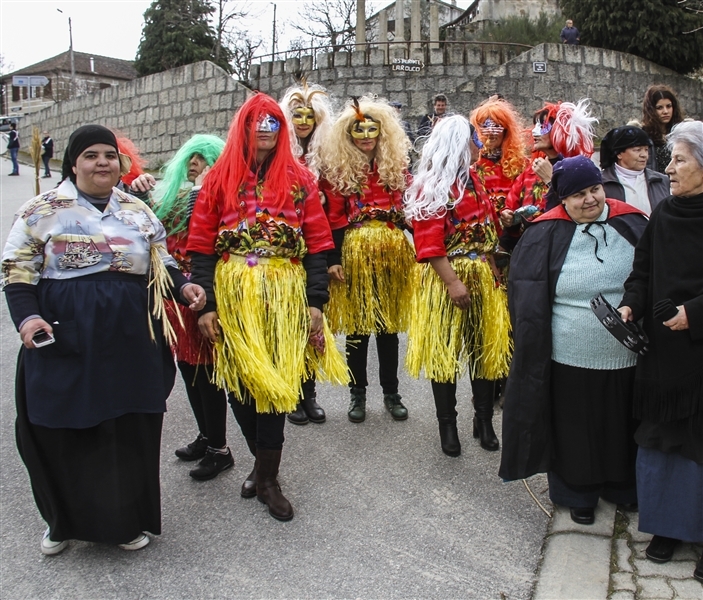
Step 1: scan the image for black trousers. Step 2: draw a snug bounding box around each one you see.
[346,333,399,394]
[42,154,51,176]
[228,393,286,450]
[178,362,228,449]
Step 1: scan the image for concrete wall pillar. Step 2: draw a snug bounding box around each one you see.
[430,1,440,50]
[410,0,421,51]
[395,0,405,42]
[356,0,366,50]
[379,9,389,62]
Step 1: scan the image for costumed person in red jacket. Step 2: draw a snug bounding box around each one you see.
[186,94,347,521]
[320,97,414,424]
[500,99,597,250]
[499,155,648,525]
[151,134,233,480]
[280,77,334,426]
[405,116,512,455]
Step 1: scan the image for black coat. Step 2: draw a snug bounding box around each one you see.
[498,200,648,481]
[601,165,670,213]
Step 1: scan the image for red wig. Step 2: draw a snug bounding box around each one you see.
[115,135,146,185]
[201,93,307,214]
[470,99,527,180]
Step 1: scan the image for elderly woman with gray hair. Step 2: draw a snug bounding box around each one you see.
[619,120,703,581]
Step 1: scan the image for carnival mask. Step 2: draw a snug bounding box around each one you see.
[532,118,553,137]
[292,107,315,126]
[479,118,505,137]
[350,118,380,139]
[256,114,281,133]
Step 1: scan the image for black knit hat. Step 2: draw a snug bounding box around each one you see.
[61,124,119,182]
[552,155,603,200]
[599,126,652,169]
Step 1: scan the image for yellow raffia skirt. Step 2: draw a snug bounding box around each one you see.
[405,257,512,382]
[326,221,416,335]
[213,255,349,414]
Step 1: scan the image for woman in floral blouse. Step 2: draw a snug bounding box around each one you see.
[2,124,205,555]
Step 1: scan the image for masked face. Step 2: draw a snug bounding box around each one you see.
[480,118,505,151]
[532,119,553,138]
[256,114,281,133]
[292,107,315,127]
[350,118,380,140]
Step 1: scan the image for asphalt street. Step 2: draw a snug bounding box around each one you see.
[0,157,550,599]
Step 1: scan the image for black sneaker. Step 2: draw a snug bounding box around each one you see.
[175,434,208,461]
[383,393,408,421]
[189,448,234,481]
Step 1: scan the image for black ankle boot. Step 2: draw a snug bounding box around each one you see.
[301,378,325,423]
[472,378,499,451]
[431,380,460,456]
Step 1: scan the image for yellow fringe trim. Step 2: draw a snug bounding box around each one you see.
[148,245,183,346]
[326,221,416,335]
[213,256,349,414]
[405,257,512,382]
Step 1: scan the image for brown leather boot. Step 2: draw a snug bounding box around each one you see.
[241,439,257,499]
[255,447,294,521]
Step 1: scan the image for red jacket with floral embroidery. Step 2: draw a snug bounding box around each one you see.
[472,156,522,236]
[187,167,333,259]
[413,171,500,262]
[505,165,549,215]
[321,165,408,231]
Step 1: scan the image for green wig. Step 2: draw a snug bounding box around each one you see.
[152,134,225,234]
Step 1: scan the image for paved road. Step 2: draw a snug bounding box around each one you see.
[0,158,550,599]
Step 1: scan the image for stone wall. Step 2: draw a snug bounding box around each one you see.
[18,43,702,168]
[18,62,251,169]
[251,42,703,137]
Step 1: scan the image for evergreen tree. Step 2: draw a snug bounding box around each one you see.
[135,0,233,76]
[560,0,703,74]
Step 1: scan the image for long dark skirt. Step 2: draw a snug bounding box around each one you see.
[16,353,163,544]
[550,361,638,487]
[637,446,703,543]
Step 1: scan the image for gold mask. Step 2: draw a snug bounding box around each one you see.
[292,107,315,126]
[350,118,380,139]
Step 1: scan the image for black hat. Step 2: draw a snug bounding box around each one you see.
[551,155,603,200]
[61,124,119,182]
[599,126,652,169]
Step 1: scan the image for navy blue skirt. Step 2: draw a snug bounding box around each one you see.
[24,272,176,428]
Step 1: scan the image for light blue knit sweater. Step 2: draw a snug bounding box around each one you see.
[551,204,638,370]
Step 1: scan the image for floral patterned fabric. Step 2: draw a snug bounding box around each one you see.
[2,179,177,287]
[472,156,521,235]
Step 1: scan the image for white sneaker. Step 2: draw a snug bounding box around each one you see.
[117,533,150,551]
[41,527,68,555]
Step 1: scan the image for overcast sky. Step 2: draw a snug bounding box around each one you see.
[1,0,470,73]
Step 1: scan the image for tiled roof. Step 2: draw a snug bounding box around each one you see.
[4,51,138,80]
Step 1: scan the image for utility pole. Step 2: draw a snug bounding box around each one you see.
[57,9,76,99]
[271,3,277,58]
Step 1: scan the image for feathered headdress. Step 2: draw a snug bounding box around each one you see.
[550,99,598,158]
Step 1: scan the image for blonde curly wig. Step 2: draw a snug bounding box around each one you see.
[321,96,410,195]
[280,81,334,178]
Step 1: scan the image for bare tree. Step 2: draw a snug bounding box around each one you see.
[228,29,263,82]
[291,0,375,52]
[213,0,250,61]
[679,0,703,33]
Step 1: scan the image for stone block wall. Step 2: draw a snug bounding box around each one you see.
[18,62,251,169]
[17,44,702,168]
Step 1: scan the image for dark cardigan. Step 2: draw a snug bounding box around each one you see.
[499,200,648,481]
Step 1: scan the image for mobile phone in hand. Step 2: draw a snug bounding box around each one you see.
[32,329,55,348]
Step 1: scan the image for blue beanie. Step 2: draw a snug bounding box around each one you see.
[551,155,602,200]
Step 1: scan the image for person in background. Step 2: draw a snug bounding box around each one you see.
[280,77,335,426]
[151,134,232,480]
[560,19,580,45]
[418,94,450,137]
[641,85,685,174]
[405,116,512,455]
[41,131,53,178]
[600,125,670,216]
[8,122,20,176]
[320,97,415,425]
[618,121,703,582]
[500,155,648,525]
[1,124,205,554]
[390,102,415,143]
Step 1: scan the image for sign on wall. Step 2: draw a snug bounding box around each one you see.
[392,58,424,73]
[533,62,547,73]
